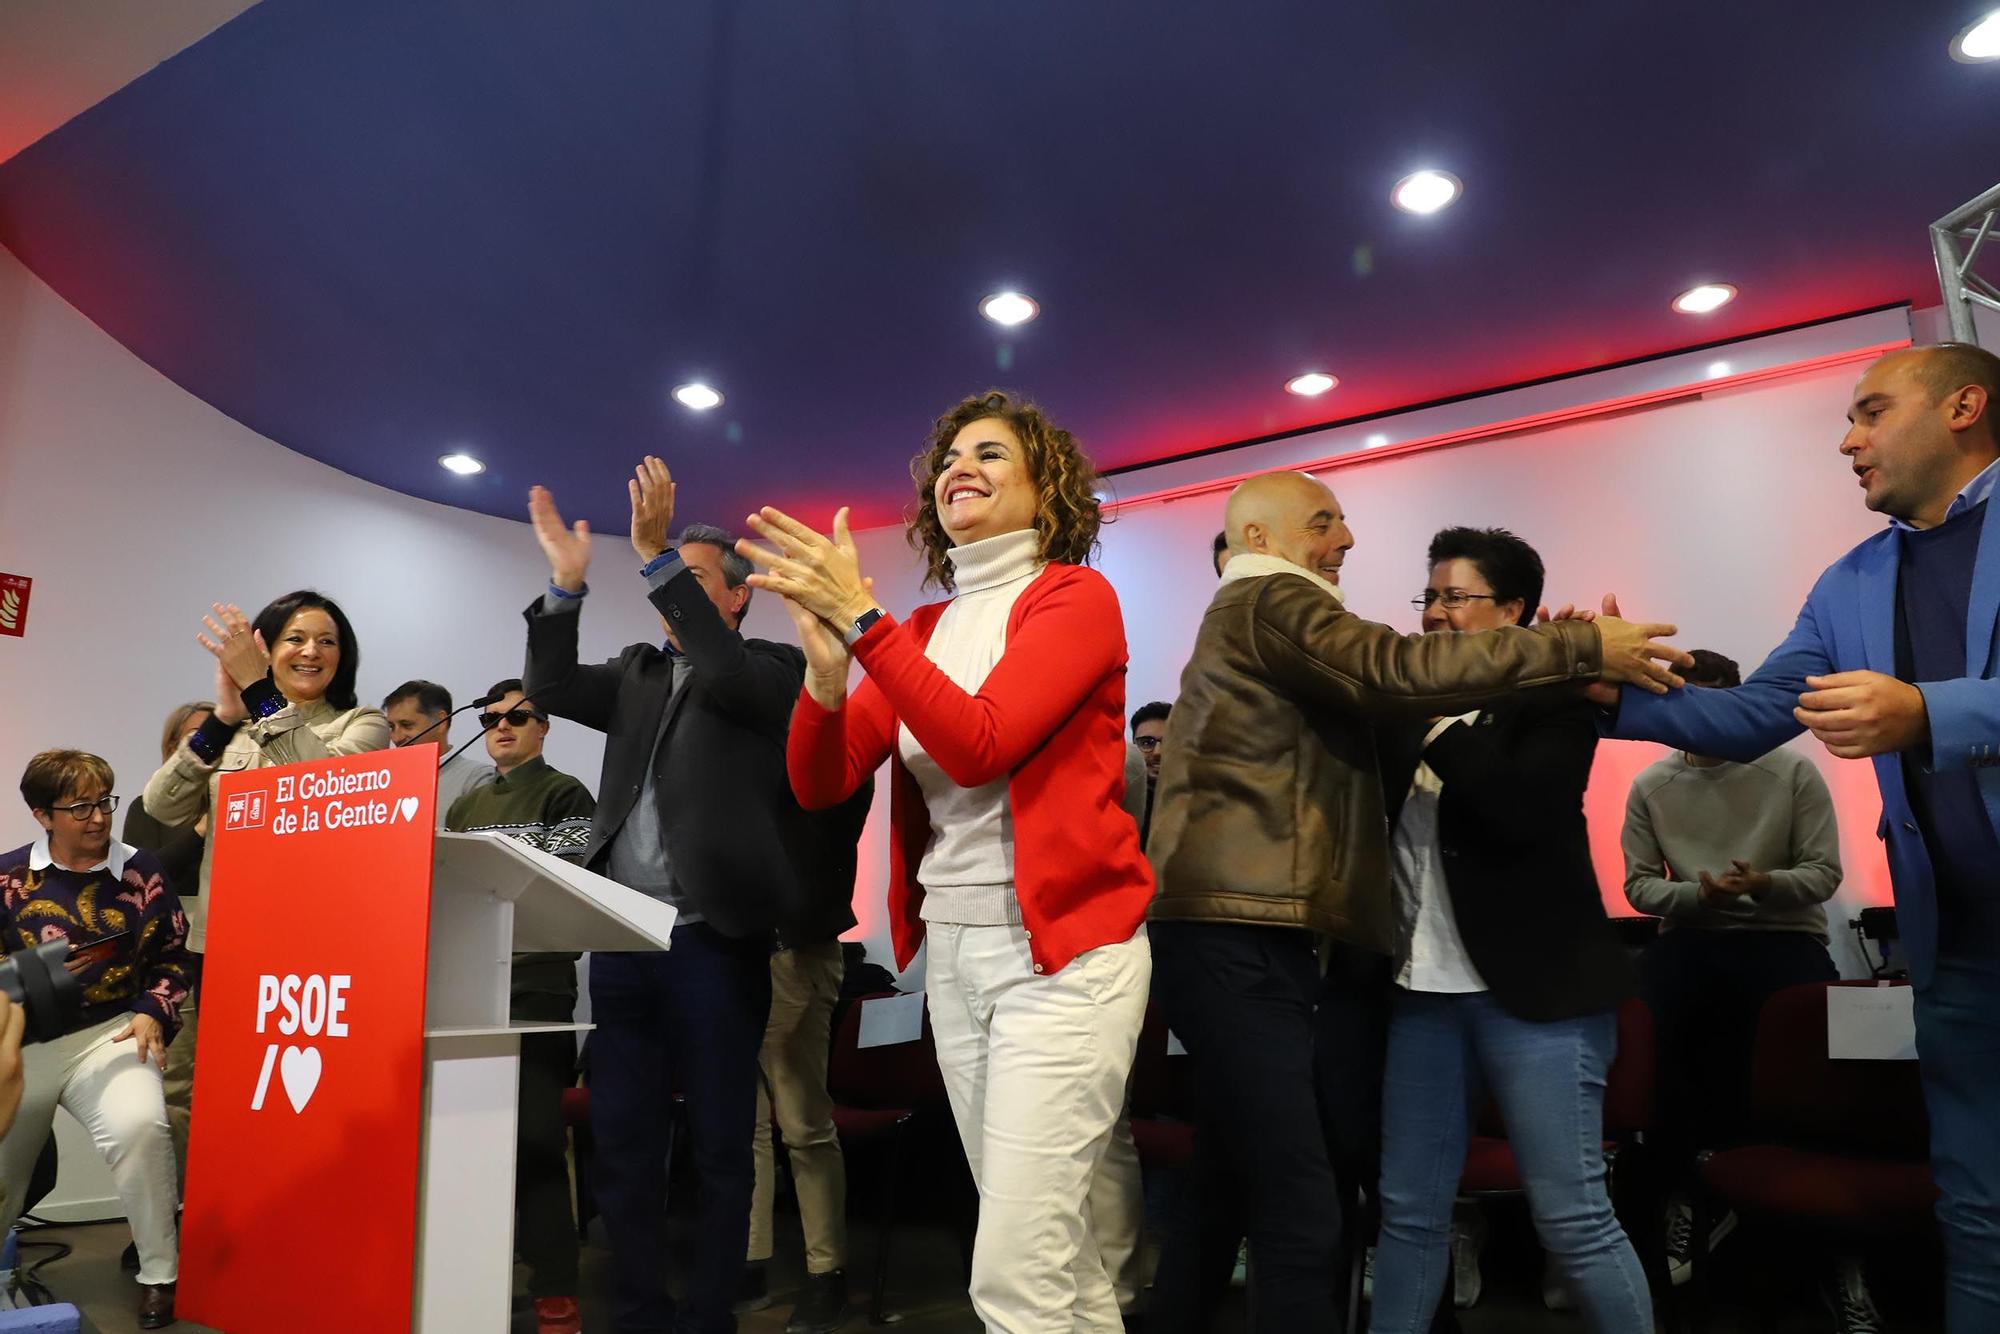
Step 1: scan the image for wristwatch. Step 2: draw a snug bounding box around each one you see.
[843,607,886,647]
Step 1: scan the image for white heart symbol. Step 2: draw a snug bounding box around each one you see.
[397,796,420,823]
[279,1046,322,1113]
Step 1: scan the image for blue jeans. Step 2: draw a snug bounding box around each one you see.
[1367,989,1650,1334]
[1914,956,2000,1333]
[588,925,773,1334]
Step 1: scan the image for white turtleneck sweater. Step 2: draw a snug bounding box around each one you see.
[900,528,1044,926]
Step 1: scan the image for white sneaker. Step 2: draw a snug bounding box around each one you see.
[1664,1197,1738,1286]
[1541,1254,1573,1311]
[1449,1219,1483,1309]
[1822,1257,1884,1334]
[1229,1240,1247,1288]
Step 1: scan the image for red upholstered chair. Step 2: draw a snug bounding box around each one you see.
[1128,1002,1195,1168]
[1687,980,1935,1332]
[827,990,949,1325]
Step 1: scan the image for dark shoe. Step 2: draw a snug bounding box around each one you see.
[121,1240,140,1272]
[735,1262,773,1313]
[786,1268,849,1333]
[138,1281,176,1329]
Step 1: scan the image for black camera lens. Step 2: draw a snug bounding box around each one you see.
[0,940,85,1045]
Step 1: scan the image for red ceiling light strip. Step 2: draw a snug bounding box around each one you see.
[1103,339,1912,514]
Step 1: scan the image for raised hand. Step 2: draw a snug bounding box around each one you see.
[629,456,677,563]
[1539,602,1612,704]
[737,506,876,626]
[529,485,592,592]
[198,603,270,691]
[1594,611,1693,695]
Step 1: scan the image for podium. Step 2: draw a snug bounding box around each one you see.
[181,747,677,1333]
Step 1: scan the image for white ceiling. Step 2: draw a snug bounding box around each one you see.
[0,0,260,164]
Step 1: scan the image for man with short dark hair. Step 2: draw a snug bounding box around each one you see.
[444,681,594,1334]
[1130,701,1171,847]
[524,456,866,1334]
[382,678,494,822]
[1604,343,2000,1331]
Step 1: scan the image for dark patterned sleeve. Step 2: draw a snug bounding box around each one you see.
[119,852,195,1041]
[544,777,597,864]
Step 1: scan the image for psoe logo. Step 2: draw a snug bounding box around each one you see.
[224,791,268,831]
[250,974,350,1114]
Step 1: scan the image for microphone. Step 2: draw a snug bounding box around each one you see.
[399,692,506,767]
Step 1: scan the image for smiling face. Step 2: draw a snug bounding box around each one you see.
[385,698,444,746]
[270,608,341,704]
[35,778,113,870]
[932,418,1040,546]
[1231,472,1353,585]
[1419,557,1524,635]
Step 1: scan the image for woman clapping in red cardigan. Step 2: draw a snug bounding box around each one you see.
[738,391,1152,1333]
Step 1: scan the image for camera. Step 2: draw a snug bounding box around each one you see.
[0,941,86,1045]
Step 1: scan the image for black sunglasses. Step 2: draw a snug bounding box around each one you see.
[479,708,545,730]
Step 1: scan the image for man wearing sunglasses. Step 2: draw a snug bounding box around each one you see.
[443,680,595,1334]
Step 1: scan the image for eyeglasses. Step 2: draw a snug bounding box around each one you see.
[480,709,545,730]
[1134,736,1163,752]
[49,796,119,820]
[1411,589,1500,610]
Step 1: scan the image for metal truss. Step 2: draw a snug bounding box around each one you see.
[1933,180,2000,345]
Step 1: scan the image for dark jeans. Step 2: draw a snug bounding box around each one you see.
[1915,954,2000,1332]
[514,988,580,1298]
[589,924,774,1334]
[1640,928,1836,1166]
[1151,920,1342,1334]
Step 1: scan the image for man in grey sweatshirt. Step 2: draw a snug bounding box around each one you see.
[1622,648,1858,1303]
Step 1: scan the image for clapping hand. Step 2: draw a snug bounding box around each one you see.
[1698,860,1771,908]
[197,603,266,722]
[629,456,677,564]
[736,507,877,627]
[529,486,592,592]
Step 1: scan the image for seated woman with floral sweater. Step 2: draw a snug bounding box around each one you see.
[0,749,194,1329]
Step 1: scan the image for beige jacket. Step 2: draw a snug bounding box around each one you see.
[141,698,390,951]
[1147,558,1601,953]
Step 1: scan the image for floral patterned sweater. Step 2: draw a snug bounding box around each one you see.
[0,839,195,1041]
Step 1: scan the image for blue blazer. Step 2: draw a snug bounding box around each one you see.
[1613,498,2000,988]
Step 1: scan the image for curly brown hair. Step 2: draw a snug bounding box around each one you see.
[906,390,1104,591]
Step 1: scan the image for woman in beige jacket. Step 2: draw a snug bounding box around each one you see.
[141,589,389,1184]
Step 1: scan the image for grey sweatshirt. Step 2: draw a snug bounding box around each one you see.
[1621,747,1841,941]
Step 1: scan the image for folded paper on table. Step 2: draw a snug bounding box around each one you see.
[1827,984,1917,1061]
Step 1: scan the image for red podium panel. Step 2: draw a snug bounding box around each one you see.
[180,746,436,1333]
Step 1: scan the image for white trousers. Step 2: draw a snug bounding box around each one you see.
[926,921,1150,1334]
[0,1014,180,1285]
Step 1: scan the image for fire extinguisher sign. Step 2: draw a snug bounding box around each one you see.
[0,574,29,638]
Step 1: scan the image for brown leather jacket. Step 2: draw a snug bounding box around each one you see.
[1146,569,1602,953]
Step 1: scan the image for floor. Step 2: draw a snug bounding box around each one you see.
[10,1192,1944,1331]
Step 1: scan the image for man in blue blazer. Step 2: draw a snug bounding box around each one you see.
[1605,342,2000,1331]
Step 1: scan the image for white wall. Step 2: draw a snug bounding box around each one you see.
[3,244,1926,993]
[0,245,676,835]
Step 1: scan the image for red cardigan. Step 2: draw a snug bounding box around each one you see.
[788,562,1154,974]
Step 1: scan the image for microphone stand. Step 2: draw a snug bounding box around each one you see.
[399,693,503,770]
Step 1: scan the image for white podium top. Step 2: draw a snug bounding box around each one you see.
[433,830,677,952]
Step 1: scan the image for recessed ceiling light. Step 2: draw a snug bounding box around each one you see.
[1286,372,1338,397]
[438,452,485,476]
[1950,9,2000,61]
[1706,360,1732,378]
[673,382,723,411]
[1391,170,1462,215]
[1672,283,1737,315]
[1365,433,1390,448]
[980,291,1039,326]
